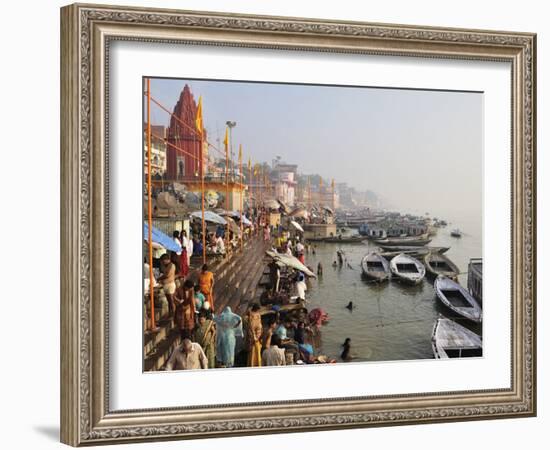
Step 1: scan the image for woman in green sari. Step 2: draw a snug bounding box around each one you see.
[194,309,216,369]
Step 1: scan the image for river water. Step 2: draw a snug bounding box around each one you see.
[304,216,482,362]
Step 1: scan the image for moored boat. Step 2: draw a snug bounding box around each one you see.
[361,252,391,282]
[431,317,482,359]
[377,245,450,254]
[389,253,426,284]
[450,228,462,238]
[374,234,432,247]
[424,252,460,280]
[324,235,366,243]
[467,257,483,304]
[434,276,482,323]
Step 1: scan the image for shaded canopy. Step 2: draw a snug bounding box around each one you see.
[266,250,316,278]
[190,210,228,225]
[143,223,182,253]
[290,220,304,232]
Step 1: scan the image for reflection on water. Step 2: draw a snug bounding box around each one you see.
[305,220,482,362]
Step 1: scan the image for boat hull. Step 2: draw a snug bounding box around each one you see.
[434,276,482,323]
[374,237,432,247]
[424,253,460,280]
[389,253,426,285]
[361,252,391,282]
[432,317,482,359]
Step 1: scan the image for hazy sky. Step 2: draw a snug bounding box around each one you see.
[148,78,482,219]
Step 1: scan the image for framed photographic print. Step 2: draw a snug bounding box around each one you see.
[60,3,537,446]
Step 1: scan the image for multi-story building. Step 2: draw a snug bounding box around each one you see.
[273,162,298,206]
[143,125,167,176]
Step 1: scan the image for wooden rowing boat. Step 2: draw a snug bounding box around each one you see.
[431,317,482,359]
[361,252,391,282]
[434,276,482,323]
[374,234,432,247]
[377,245,449,254]
[389,253,426,284]
[424,252,460,280]
[324,235,366,243]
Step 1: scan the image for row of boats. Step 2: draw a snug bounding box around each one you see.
[361,250,482,323]
[359,240,483,359]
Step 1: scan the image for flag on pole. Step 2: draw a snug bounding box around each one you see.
[319,178,323,189]
[238,144,242,164]
[248,157,251,172]
[331,178,335,189]
[195,96,203,135]
[223,127,229,154]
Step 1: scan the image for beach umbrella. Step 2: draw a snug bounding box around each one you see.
[265,251,316,278]
[290,208,309,219]
[290,220,304,232]
[264,199,280,210]
[277,199,291,215]
[190,210,228,225]
[323,206,334,215]
[225,216,241,236]
[219,210,253,227]
[143,223,181,253]
[235,212,252,227]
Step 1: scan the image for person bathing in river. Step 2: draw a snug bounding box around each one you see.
[341,338,353,362]
[317,262,323,276]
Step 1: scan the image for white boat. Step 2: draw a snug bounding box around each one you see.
[389,253,426,284]
[431,317,482,359]
[361,252,391,282]
[434,276,482,323]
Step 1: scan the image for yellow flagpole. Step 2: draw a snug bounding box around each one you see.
[224,127,230,249]
[259,167,263,207]
[146,78,156,331]
[196,96,206,265]
[239,145,243,250]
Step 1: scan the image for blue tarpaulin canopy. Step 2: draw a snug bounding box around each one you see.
[143,223,182,253]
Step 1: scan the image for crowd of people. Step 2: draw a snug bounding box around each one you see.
[147,209,347,372]
[164,299,326,370]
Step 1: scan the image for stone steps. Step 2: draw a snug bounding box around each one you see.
[143,236,265,371]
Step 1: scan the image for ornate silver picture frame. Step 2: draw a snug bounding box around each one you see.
[60,3,536,446]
